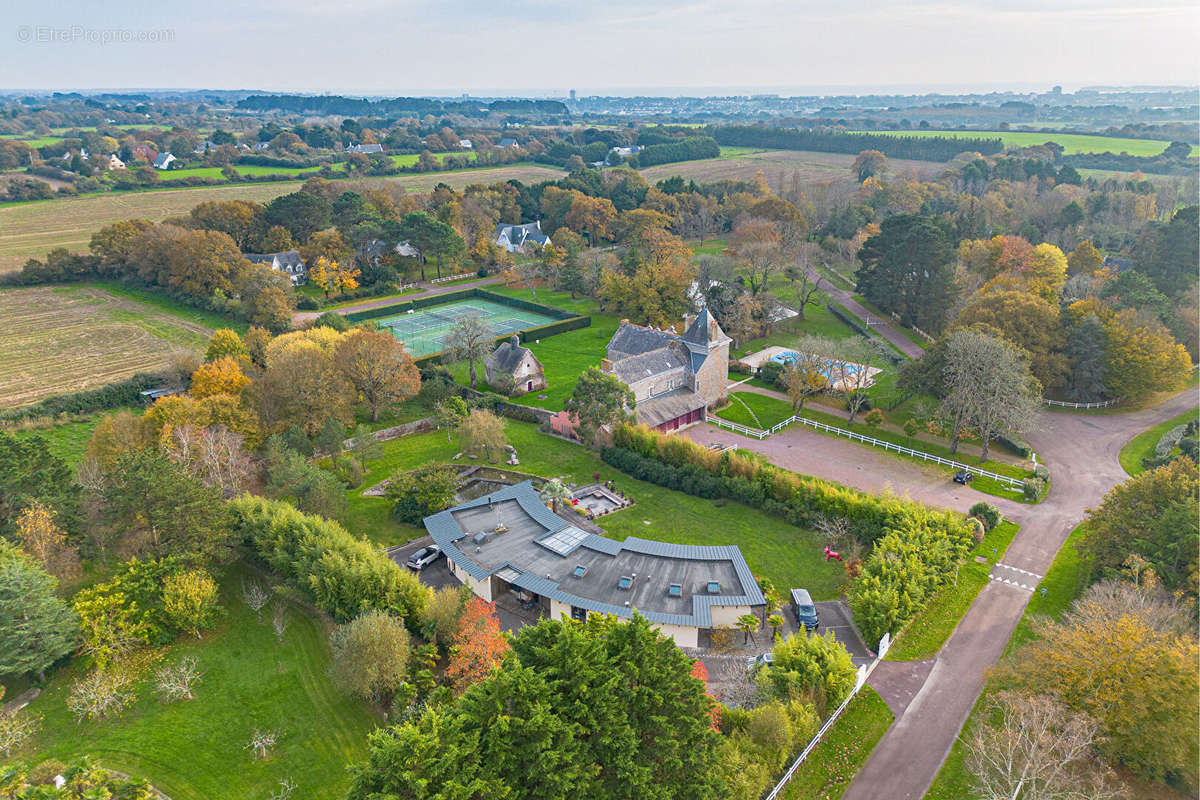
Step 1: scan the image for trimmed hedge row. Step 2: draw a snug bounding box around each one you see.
[228,495,430,628]
[606,424,975,644]
[0,371,169,420]
[346,288,577,324]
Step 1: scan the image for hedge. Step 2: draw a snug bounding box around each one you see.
[606,423,974,645]
[710,125,1004,161]
[0,371,169,421]
[228,495,430,628]
[345,288,579,325]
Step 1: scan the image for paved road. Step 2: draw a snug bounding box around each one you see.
[293,275,505,325]
[809,268,926,359]
[838,388,1197,800]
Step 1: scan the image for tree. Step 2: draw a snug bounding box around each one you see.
[538,478,573,514]
[824,337,882,425]
[14,500,80,582]
[330,610,411,706]
[1067,240,1104,276]
[345,424,382,471]
[1102,308,1192,403]
[243,580,271,622]
[852,150,888,182]
[334,329,420,421]
[787,254,825,321]
[398,211,465,280]
[310,257,361,298]
[189,356,250,399]
[565,366,635,446]
[434,396,468,441]
[1064,314,1108,402]
[736,613,759,644]
[154,656,203,702]
[458,409,507,462]
[100,450,231,563]
[598,230,696,326]
[766,614,785,641]
[995,579,1198,785]
[82,411,153,471]
[939,328,1041,461]
[443,313,494,388]
[264,191,332,243]
[0,543,79,680]
[257,343,356,436]
[162,569,221,639]
[1138,205,1198,297]
[954,289,1069,392]
[757,629,857,714]
[0,432,81,540]
[856,214,957,334]
[0,702,38,757]
[1079,459,1198,596]
[314,417,346,463]
[205,328,249,362]
[966,691,1120,800]
[385,464,459,525]
[272,601,290,643]
[246,729,281,760]
[300,228,353,267]
[421,585,467,648]
[781,350,830,415]
[444,596,509,694]
[67,669,135,721]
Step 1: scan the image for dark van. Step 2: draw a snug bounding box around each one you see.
[791,588,820,631]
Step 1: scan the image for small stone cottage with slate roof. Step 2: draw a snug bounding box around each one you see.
[485,335,546,396]
[601,308,730,433]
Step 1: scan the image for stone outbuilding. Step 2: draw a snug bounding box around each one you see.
[485,335,546,396]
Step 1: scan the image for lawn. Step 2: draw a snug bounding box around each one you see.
[0,284,214,408]
[688,237,729,256]
[781,687,894,800]
[714,391,795,430]
[886,521,1019,661]
[845,129,1193,157]
[6,407,140,464]
[1117,406,1199,476]
[159,152,481,182]
[18,563,378,800]
[344,421,847,598]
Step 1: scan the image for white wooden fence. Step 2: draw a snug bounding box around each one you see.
[888,311,936,343]
[762,632,892,800]
[429,272,477,285]
[708,413,1025,488]
[1043,398,1118,409]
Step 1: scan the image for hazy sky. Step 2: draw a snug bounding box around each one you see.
[3,0,1198,94]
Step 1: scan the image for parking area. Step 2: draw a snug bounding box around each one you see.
[816,600,873,666]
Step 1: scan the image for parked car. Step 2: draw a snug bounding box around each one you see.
[953,469,975,485]
[746,652,775,672]
[790,588,820,631]
[406,545,442,570]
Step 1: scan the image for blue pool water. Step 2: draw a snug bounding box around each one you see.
[769,351,863,380]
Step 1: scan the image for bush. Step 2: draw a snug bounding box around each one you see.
[0,372,170,422]
[729,360,753,376]
[386,464,459,525]
[967,502,1002,532]
[314,311,351,331]
[1022,477,1046,501]
[228,495,431,627]
[296,296,320,310]
[758,360,784,388]
[758,630,857,716]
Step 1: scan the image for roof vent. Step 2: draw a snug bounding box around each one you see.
[572,565,587,578]
[617,576,633,590]
[707,581,721,594]
[667,584,682,597]
[473,531,489,545]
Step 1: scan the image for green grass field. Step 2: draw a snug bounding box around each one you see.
[7,407,139,464]
[344,421,847,598]
[781,687,893,800]
[886,521,1019,661]
[19,563,377,800]
[1117,406,1199,476]
[715,391,795,430]
[846,129,1194,157]
[160,152,479,182]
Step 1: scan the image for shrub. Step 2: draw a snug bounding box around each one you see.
[314,311,351,331]
[758,360,784,388]
[710,627,736,652]
[296,296,320,310]
[757,630,857,716]
[386,464,459,525]
[228,495,431,627]
[968,502,1002,532]
[1022,477,1046,501]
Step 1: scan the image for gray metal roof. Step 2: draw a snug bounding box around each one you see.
[636,389,707,428]
[423,481,765,628]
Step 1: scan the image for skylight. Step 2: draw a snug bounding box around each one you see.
[707,581,721,594]
[618,576,633,590]
[667,584,682,597]
[572,565,587,578]
[537,525,589,556]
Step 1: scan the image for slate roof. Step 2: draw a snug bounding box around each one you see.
[681,307,726,346]
[245,249,304,271]
[423,481,765,628]
[611,344,688,385]
[606,322,675,360]
[346,143,383,154]
[494,221,551,250]
[499,137,519,147]
[636,388,708,428]
[486,336,540,376]
[152,152,174,169]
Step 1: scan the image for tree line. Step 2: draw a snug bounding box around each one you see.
[711,125,1005,161]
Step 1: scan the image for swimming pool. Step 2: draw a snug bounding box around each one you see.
[769,351,863,380]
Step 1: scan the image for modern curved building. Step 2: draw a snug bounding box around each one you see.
[423,481,766,647]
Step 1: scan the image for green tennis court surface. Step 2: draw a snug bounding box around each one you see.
[374,298,558,357]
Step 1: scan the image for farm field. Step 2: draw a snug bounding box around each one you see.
[159,151,479,182]
[0,284,213,408]
[638,148,943,186]
[19,562,377,800]
[0,163,564,273]
[845,129,1195,157]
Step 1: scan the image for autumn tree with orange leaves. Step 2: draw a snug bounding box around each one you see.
[444,596,509,694]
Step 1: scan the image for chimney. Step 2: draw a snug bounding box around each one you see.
[511,334,520,347]
[684,313,696,330]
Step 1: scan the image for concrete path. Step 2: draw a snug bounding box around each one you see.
[293,274,505,324]
[837,388,1197,800]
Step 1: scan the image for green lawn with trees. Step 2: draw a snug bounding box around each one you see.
[846,129,1194,157]
[1118,406,1199,476]
[18,563,377,800]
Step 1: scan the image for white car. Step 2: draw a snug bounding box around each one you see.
[405,545,442,571]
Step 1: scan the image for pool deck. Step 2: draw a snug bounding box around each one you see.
[739,345,881,391]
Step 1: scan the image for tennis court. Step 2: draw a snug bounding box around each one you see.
[373,298,559,357]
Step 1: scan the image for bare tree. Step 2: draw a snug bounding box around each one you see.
[243,580,271,622]
[67,670,135,722]
[272,602,290,643]
[154,657,203,702]
[268,778,297,800]
[246,729,281,760]
[822,337,880,425]
[814,513,853,549]
[443,313,495,388]
[0,707,38,757]
[165,424,253,497]
[966,691,1122,800]
[787,249,826,321]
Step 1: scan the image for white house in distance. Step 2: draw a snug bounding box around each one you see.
[346,143,383,155]
[459,139,473,149]
[494,221,552,253]
[498,137,519,148]
[152,152,176,169]
[423,481,766,648]
[244,249,307,285]
[108,154,126,169]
